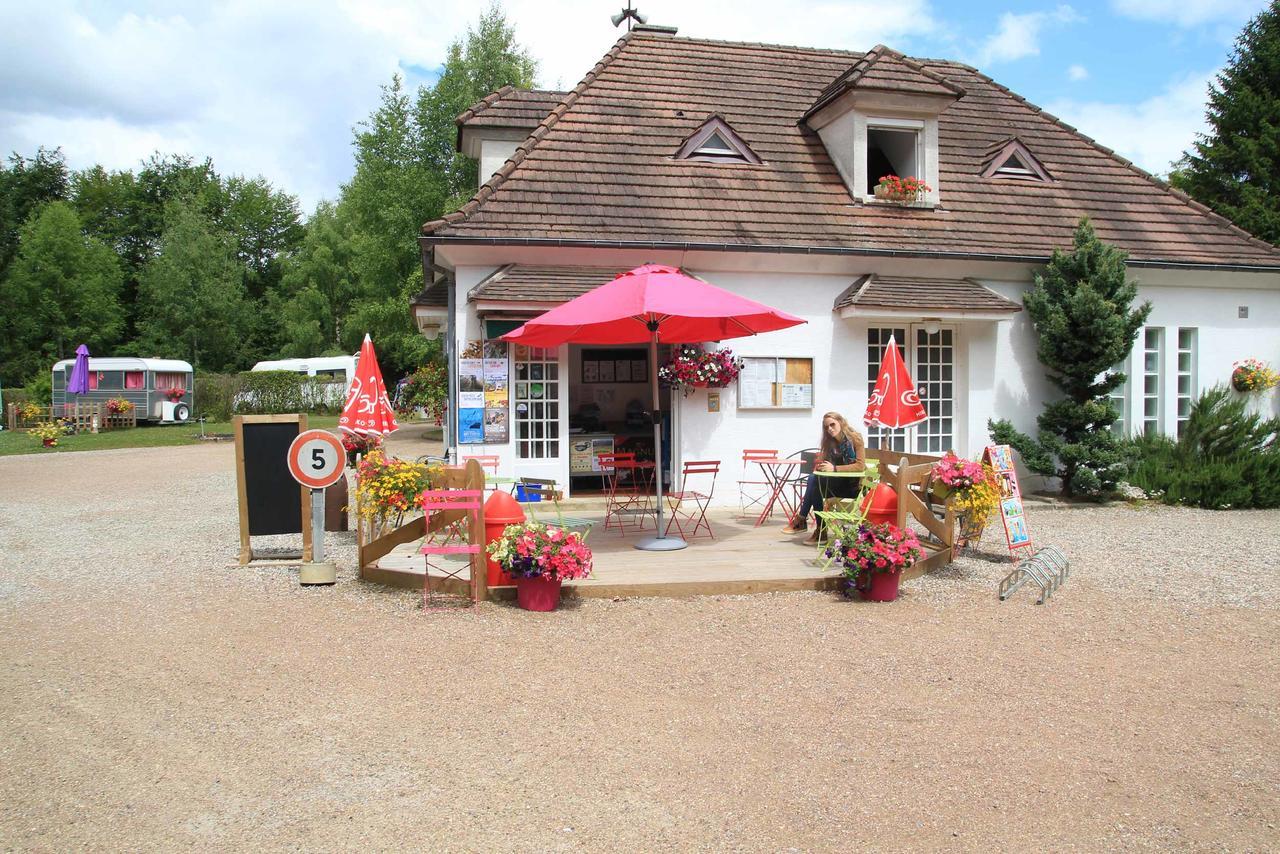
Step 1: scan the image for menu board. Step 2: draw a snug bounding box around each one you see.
[983,444,1033,557]
[459,342,511,443]
[580,348,647,384]
[738,357,814,409]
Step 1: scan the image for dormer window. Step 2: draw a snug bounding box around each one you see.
[866,120,923,195]
[675,115,762,164]
[982,138,1052,182]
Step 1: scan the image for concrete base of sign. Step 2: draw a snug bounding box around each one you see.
[299,561,337,585]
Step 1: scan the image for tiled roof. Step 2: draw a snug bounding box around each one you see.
[411,277,449,308]
[457,87,567,129]
[805,44,964,119]
[469,265,625,302]
[424,31,1280,269]
[833,275,1023,313]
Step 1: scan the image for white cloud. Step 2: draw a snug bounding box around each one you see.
[1111,0,1263,27]
[1045,70,1215,177]
[1068,64,1089,81]
[972,5,1082,67]
[0,1,943,212]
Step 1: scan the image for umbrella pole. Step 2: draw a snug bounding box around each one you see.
[635,325,687,551]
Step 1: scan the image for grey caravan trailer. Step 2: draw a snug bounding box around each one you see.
[51,357,194,423]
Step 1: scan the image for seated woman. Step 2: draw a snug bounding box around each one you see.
[781,411,866,541]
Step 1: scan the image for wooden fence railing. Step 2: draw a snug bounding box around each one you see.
[866,448,955,575]
[356,459,488,600]
[7,402,140,432]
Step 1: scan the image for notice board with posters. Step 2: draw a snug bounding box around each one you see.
[458,339,510,444]
[983,444,1033,558]
[737,356,814,409]
[234,414,312,565]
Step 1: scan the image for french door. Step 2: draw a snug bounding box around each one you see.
[866,325,956,454]
[512,344,567,482]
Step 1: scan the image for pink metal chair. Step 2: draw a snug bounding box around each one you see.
[738,448,779,518]
[665,460,720,540]
[418,489,483,608]
[596,451,654,534]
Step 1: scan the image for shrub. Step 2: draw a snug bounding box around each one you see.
[233,371,309,415]
[195,373,243,421]
[1121,385,1280,509]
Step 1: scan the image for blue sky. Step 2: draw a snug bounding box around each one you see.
[0,1,1267,212]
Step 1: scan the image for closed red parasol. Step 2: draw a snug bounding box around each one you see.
[339,334,399,436]
[864,335,927,429]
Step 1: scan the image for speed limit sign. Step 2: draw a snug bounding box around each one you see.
[287,430,346,489]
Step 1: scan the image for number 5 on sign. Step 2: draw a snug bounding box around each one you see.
[288,430,345,489]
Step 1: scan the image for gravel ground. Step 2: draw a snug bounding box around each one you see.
[1,444,1277,851]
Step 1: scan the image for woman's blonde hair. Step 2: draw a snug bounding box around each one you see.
[820,411,863,457]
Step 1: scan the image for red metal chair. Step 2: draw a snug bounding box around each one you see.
[418,489,483,608]
[738,448,779,518]
[596,451,655,534]
[665,460,720,540]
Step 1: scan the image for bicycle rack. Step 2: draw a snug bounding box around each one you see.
[998,545,1069,604]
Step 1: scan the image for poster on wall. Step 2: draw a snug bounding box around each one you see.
[983,444,1033,558]
[484,408,508,442]
[459,407,484,443]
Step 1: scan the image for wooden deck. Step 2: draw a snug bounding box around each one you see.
[364,505,951,600]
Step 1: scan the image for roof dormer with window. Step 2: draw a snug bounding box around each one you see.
[802,45,963,208]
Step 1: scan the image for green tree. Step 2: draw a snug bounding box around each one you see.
[0,201,123,382]
[277,201,358,355]
[989,218,1152,497]
[1170,1,1280,244]
[416,3,538,211]
[135,199,248,371]
[0,147,70,277]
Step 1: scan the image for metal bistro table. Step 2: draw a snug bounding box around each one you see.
[752,457,803,527]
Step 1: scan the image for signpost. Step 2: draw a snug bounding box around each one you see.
[288,429,346,585]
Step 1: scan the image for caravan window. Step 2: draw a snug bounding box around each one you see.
[314,369,346,382]
[96,371,124,390]
[125,371,144,389]
[156,371,187,390]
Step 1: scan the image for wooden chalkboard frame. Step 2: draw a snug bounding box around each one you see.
[235,414,312,565]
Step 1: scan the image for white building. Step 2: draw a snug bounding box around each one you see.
[412,28,1280,502]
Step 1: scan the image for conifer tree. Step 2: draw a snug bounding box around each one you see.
[990,218,1151,497]
[1171,1,1280,244]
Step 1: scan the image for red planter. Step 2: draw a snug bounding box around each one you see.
[858,569,903,602]
[516,575,562,611]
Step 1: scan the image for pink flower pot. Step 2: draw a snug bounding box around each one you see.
[516,575,562,611]
[858,569,902,602]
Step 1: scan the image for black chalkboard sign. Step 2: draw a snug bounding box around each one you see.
[235,414,308,564]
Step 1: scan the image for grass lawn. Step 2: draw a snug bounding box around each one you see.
[0,414,341,457]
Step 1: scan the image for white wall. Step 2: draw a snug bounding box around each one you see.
[450,257,1280,504]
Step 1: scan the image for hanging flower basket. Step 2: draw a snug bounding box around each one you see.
[1231,358,1279,393]
[658,346,742,396]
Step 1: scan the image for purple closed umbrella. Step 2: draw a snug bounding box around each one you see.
[67,344,90,396]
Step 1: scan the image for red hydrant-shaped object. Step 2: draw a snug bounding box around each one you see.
[483,490,525,586]
[860,482,899,527]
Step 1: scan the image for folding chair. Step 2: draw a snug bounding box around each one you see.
[517,477,596,538]
[596,452,654,534]
[665,460,720,540]
[418,489,483,608]
[738,449,779,518]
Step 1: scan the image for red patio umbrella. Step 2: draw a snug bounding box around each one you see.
[339,334,399,436]
[864,335,927,429]
[503,264,805,551]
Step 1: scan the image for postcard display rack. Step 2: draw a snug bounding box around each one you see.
[458,340,510,444]
[983,444,1033,558]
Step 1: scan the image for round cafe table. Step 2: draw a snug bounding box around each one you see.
[752,457,804,527]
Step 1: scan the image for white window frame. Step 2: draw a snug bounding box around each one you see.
[865,117,924,201]
[1176,328,1197,437]
[1142,327,1163,437]
[513,346,562,461]
[866,324,957,455]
